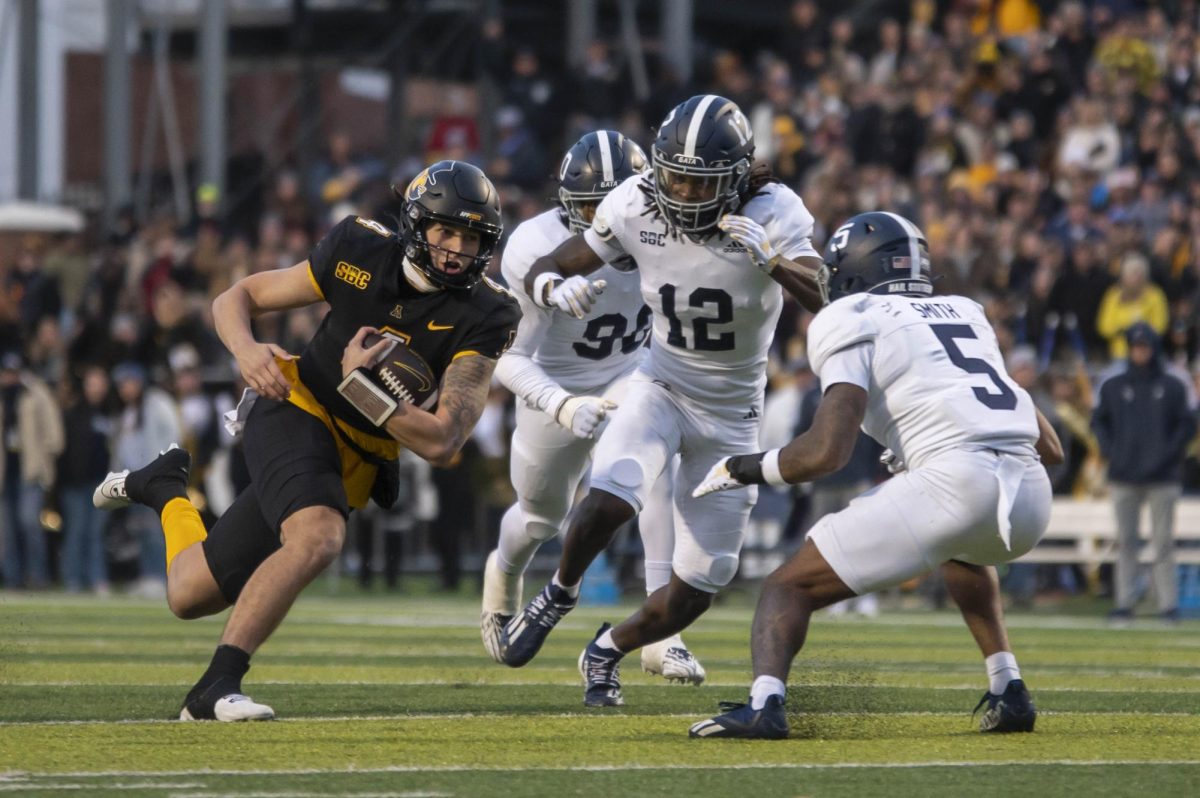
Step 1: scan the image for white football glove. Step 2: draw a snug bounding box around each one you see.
[692,456,750,498]
[554,395,618,439]
[718,214,780,273]
[880,449,906,474]
[549,276,607,319]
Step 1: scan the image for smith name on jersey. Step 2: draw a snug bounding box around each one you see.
[583,175,818,407]
[501,209,650,395]
[301,215,520,436]
[807,293,1039,469]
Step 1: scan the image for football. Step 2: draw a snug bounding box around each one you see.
[364,332,439,411]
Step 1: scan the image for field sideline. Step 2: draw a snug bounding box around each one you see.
[1,592,1198,797]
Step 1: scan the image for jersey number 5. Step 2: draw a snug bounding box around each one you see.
[931,324,1017,410]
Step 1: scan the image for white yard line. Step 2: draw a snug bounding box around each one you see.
[3,760,1200,781]
[1,709,1197,728]
[4,679,1199,692]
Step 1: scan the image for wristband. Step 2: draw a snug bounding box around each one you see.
[531,272,563,308]
[761,448,788,486]
[337,368,398,427]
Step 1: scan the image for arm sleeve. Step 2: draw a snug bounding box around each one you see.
[493,291,572,414]
[818,342,873,393]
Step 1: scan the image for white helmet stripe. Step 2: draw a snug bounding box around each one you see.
[684,95,720,158]
[881,211,923,280]
[596,130,614,184]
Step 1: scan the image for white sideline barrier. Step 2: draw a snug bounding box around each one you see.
[1019,498,1200,565]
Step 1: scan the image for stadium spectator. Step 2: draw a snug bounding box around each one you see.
[111,361,182,598]
[58,365,115,594]
[1092,323,1197,623]
[0,351,64,590]
[1096,253,1170,359]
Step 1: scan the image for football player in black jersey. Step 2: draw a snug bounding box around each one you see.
[92,160,520,721]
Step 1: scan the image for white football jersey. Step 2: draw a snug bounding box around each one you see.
[807,293,1039,469]
[584,176,818,406]
[501,209,650,394]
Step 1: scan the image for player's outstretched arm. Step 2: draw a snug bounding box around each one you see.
[379,353,496,467]
[1034,407,1065,466]
[693,383,867,497]
[213,260,323,401]
[717,215,823,313]
[522,235,608,318]
[768,255,825,313]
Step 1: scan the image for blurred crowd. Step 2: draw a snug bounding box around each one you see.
[2,0,1200,604]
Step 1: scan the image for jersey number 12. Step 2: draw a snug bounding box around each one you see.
[931,324,1018,410]
[659,284,736,352]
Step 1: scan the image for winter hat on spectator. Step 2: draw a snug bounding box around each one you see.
[113,361,147,385]
[1126,322,1159,350]
[0,351,24,372]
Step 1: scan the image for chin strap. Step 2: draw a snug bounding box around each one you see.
[402,258,441,294]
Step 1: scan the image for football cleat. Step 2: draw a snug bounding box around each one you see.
[499,581,577,667]
[93,444,190,510]
[974,678,1036,733]
[480,611,510,664]
[481,551,522,663]
[688,695,789,739]
[578,623,624,707]
[641,635,707,685]
[180,692,275,722]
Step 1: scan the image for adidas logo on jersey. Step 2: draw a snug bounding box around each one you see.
[723,241,748,253]
[743,407,759,419]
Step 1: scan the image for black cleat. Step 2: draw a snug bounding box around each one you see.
[688,695,789,739]
[578,623,624,707]
[974,678,1037,733]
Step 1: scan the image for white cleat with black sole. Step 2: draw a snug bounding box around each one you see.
[641,634,706,685]
[180,693,275,722]
[481,550,523,663]
[93,443,187,510]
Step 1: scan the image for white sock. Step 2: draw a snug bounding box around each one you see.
[595,628,623,653]
[552,570,580,598]
[985,651,1021,695]
[750,675,786,710]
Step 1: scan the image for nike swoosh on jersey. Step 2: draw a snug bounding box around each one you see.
[427,321,454,331]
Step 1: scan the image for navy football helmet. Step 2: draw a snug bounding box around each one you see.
[558,131,648,234]
[651,94,755,237]
[818,211,933,304]
[400,160,503,290]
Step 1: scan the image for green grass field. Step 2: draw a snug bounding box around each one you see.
[2,591,1198,797]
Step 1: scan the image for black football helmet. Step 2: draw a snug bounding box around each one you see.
[651,94,755,237]
[399,160,503,290]
[558,130,648,234]
[818,211,933,305]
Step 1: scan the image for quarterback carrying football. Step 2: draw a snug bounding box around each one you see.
[93,160,519,721]
[687,211,1064,739]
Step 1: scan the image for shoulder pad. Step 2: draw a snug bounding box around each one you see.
[806,295,878,376]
